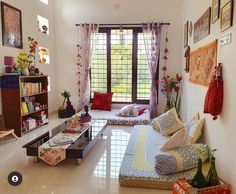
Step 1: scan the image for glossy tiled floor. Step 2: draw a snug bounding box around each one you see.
[0,114,171,194]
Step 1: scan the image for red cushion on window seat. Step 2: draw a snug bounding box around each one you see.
[91,92,113,111]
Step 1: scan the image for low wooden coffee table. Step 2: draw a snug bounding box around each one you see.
[23,119,107,165]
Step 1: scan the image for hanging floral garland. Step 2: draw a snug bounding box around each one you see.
[76,44,82,97]
[157,30,183,116]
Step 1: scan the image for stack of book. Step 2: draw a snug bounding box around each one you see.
[20,82,42,96]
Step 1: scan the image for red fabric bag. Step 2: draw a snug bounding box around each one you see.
[204,63,223,120]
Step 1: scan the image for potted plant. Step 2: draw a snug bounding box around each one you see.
[58,90,75,118]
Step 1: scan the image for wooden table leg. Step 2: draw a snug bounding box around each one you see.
[75,159,82,165]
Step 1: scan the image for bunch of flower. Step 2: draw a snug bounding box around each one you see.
[16,51,33,69]
[157,74,183,115]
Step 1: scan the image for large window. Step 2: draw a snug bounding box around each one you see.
[91,27,154,103]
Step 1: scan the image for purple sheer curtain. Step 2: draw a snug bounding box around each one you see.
[76,24,99,111]
[142,23,162,118]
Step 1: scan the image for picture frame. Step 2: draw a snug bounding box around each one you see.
[184,21,189,48]
[220,0,233,32]
[1,2,23,49]
[212,0,220,23]
[194,7,211,43]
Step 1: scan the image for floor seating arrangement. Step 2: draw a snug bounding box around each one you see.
[118,125,209,190]
[88,109,151,126]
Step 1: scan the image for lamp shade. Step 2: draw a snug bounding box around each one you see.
[4,56,14,66]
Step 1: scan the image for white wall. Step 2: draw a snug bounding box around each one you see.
[54,0,183,112]
[0,0,58,112]
[182,0,236,191]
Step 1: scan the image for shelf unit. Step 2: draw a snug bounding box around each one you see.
[1,75,49,137]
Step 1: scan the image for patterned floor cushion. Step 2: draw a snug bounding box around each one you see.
[118,125,209,190]
[87,109,150,126]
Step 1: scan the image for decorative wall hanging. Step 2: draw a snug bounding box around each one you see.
[184,46,191,73]
[220,0,233,32]
[194,8,211,43]
[184,21,189,48]
[212,0,220,23]
[204,63,223,120]
[1,2,23,49]
[189,39,217,86]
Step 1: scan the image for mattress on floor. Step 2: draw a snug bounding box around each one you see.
[88,109,150,125]
[119,125,209,190]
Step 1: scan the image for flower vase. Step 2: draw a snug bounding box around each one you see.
[191,158,208,188]
[207,156,220,186]
[165,100,173,112]
[21,68,29,76]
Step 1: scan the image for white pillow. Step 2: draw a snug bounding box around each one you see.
[186,118,205,144]
[117,104,140,117]
[160,128,188,152]
[157,108,185,136]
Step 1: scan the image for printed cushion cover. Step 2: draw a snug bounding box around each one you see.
[152,117,160,132]
[160,128,188,152]
[186,118,205,144]
[117,104,140,117]
[155,144,209,175]
[91,92,113,111]
[157,108,185,136]
[185,112,200,131]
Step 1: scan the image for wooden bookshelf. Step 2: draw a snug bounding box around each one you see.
[1,75,49,137]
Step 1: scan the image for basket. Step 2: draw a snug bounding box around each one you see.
[173,178,231,194]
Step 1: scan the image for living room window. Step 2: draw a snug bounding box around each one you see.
[91,27,153,104]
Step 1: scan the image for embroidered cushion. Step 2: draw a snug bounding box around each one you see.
[117,104,140,117]
[160,128,188,152]
[185,112,200,131]
[155,144,209,175]
[157,108,185,136]
[186,118,205,144]
[152,117,160,131]
[138,106,146,116]
[91,92,113,111]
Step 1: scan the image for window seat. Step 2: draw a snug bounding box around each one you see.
[88,109,150,126]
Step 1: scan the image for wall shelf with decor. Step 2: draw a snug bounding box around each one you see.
[0,75,49,137]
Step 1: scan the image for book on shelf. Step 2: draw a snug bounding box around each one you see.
[21,102,29,114]
[20,82,43,96]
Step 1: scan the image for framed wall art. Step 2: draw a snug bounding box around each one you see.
[194,7,211,43]
[220,0,233,32]
[184,21,189,48]
[212,0,220,23]
[1,2,23,49]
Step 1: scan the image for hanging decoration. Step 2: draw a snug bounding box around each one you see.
[162,32,169,76]
[204,63,223,120]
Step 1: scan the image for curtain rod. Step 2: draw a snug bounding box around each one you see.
[75,22,170,27]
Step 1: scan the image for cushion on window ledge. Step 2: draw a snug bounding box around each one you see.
[91,92,113,111]
[156,108,185,136]
[117,104,140,117]
[155,143,209,175]
[186,118,205,144]
[160,128,188,152]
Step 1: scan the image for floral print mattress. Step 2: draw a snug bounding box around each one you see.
[118,125,209,190]
[88,109,150,125]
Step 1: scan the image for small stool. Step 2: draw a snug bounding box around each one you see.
[0,129,18,140]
